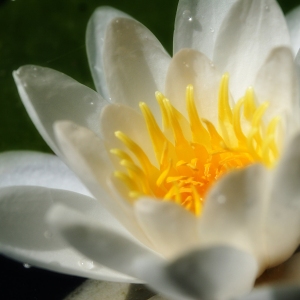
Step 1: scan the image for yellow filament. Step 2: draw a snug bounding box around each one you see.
[112,74,281,216]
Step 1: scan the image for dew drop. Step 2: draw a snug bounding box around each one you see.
[210,61,215,68]
[210,27,215,33]
[84,96,94,105]
[78,258,94,270]
[183,61,190,68]
[265,5,269,11]
[44,230,53,239]
[23,83,27,87]
[217,195,226,204]
[23,263,31,269]
[33,67,37,71]
[182,10,193,22]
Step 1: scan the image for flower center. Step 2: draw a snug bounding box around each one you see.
[111,74,280,216]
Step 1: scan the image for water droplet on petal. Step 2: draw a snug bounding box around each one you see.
[23,83,27,87]
[84,96,94,105]
[23,263,31,269]
[217,195,226,204]
[210,27,215,33]
[183,61,190,68]
[265,5,269,11]
[210,61,215,68]
[182,10,193,22]
[44,230,53,239]
[78,258,94,270]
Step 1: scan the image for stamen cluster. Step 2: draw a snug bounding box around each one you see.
[112,74,280,216]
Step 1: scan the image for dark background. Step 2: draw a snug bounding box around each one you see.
[0,0,299,299]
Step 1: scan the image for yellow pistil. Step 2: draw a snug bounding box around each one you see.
[112,74,280,216]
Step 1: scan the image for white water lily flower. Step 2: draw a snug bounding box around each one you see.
[2,0,300,299]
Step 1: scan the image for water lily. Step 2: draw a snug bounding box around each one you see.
[2,0,300,299]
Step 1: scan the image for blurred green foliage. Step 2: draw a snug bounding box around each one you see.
[0,0,299,153]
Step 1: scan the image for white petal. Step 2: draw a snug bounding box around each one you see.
[47,204,161,280]
[254,47,299,131]
[164,246,258,300]
[165,49,221,126]
[173,0,237,58]
[134,198,199,258]
[0,151,90,196]
[100,104,156,166]
[198,164,270,269]
[54,121,151,246]
[0,186,133,282]
[86,7,132,99]
[49,204,196,300]
[286,5,300,56]
[13,65,107,155]
[103,18,171,119]
[264,133,300,267]
[213,0,291,100]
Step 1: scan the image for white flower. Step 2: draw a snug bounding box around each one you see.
[2,0,300,299]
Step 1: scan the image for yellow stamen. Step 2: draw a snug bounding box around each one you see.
[112,74,281,216]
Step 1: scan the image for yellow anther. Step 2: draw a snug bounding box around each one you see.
[139,102,169,162]
[115,131,156,176]
[202,119,224,149]
[244,87,256,121]
[156,160,172,187]
[110,149,134,163]
[113,171,139,194]
[192,185,202,216]
[186,84,211,147]
[163,98,187,146]
[156,91,170,130]
[218,73,232,123]
[233,98,247,146]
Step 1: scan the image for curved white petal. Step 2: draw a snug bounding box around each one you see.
[264,133,300,267]
[86,6,132,99]
[0,185,133,282]
[165,49,221,126]
[103,17,171,119]
[134,198,199,258]
[48,204,197,300]
[0,151,90,196]
[13,65,107,155]
[54,121,152,246]
[213,0,291,100]
[100,104,156,166]
[198,164,270,270]
[164,247,258,300]
[47,204,161,281]
[254,47,299,132]
[286,5,300,56]
[173,0,237,58]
